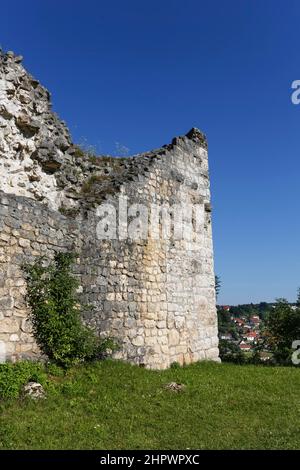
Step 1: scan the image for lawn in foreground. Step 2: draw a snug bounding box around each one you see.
[0,360,299,450]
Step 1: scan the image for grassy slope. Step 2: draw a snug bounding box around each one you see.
[0,360,299,450]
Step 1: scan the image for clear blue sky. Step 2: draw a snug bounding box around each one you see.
[1,0,299,305]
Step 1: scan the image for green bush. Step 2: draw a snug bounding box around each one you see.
[23,252,115,368]
[170,361,181,369]
[46,362,65,377]
[0,361,46,400]
[262,299,300,364]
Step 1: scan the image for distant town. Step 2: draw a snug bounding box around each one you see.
[217,302,299,361]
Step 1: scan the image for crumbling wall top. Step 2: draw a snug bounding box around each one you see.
[0,50,208,212]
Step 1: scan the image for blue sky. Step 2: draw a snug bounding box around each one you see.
[1,0,299,304]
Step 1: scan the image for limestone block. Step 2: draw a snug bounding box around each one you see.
[9,334,19,342]
[0,295,14,310]
[21,318,33,333]
[132,336,144,347]
[20,332,34,343]
[0,317,19,333]
[168,329,180,346]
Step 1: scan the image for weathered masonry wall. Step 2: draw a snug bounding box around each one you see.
[0,50,219,368]
[0,130,218,368]
[0,192,82,360]
[80,135,219,368]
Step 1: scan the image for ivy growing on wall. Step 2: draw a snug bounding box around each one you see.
[23,252,116,367]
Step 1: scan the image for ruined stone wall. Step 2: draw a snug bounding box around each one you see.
[0,50,112,211]
[0,51,219,368]
[80,134,218,368]
[0,192,83,360]
[0,52,72,209]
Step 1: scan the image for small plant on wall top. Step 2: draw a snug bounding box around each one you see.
[23,252,116,367]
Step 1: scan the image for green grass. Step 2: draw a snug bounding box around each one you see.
[0,360,300,450]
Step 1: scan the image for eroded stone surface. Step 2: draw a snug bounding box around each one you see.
[23,381,45,399]
[0,51,71,208]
